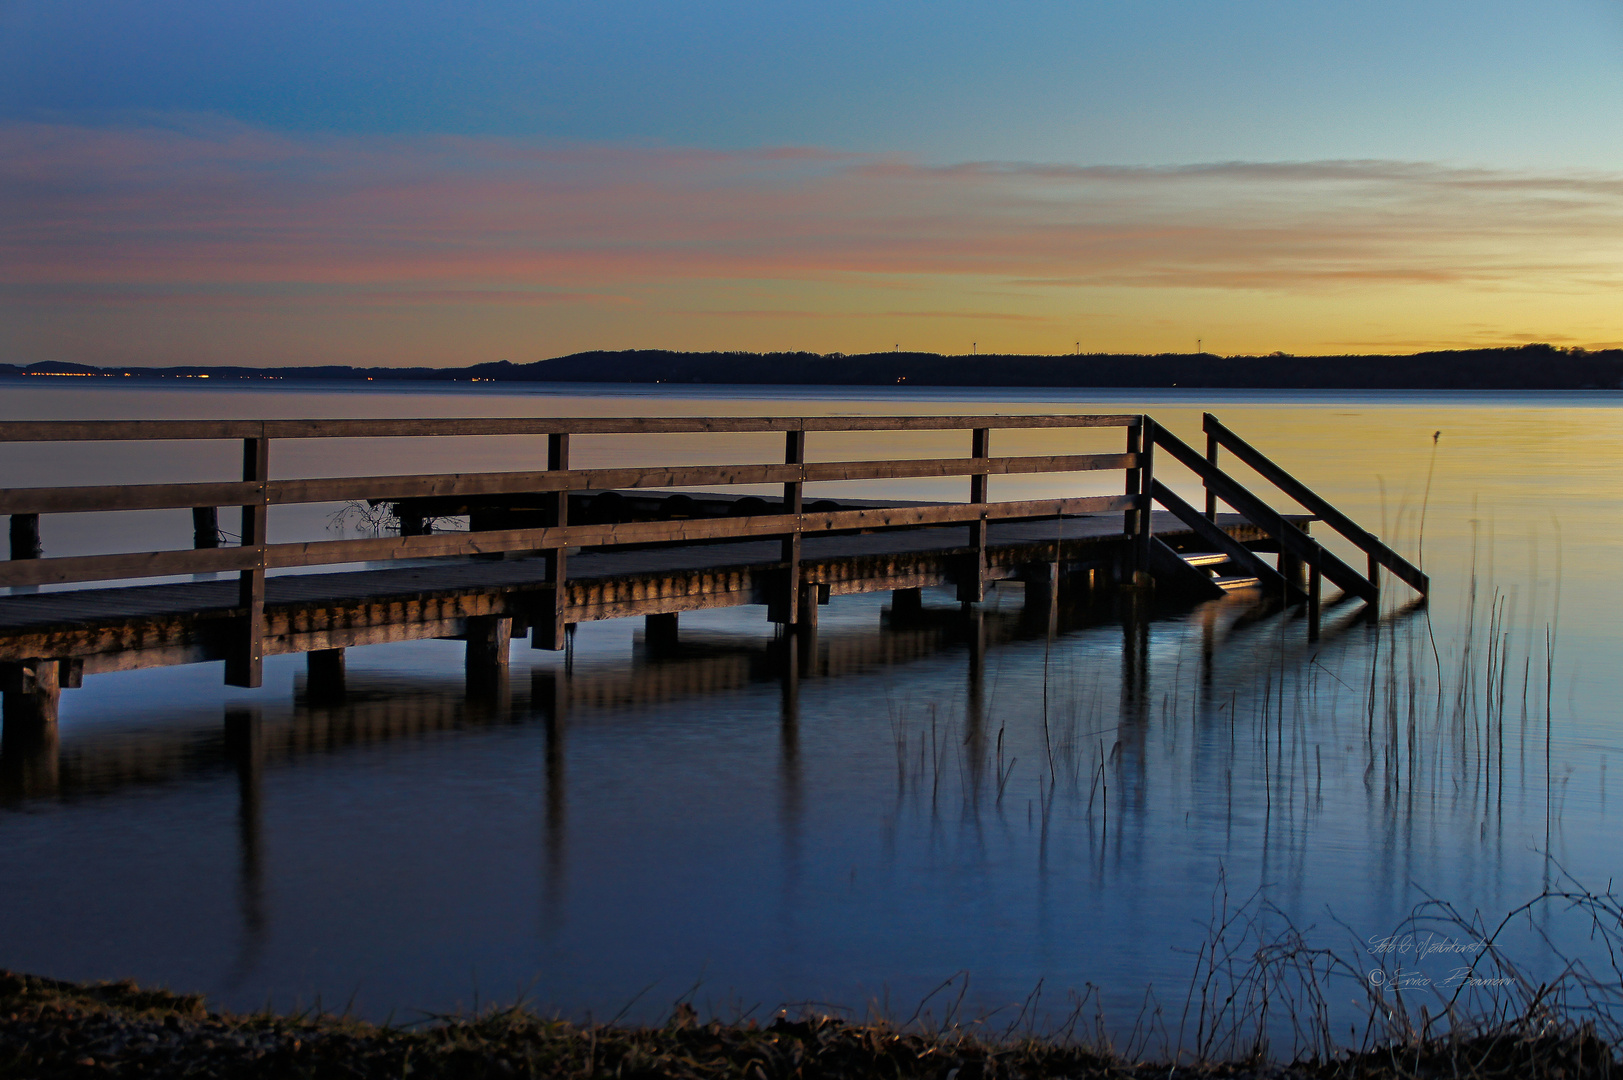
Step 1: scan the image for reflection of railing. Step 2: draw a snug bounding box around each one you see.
[0,415,1142,687]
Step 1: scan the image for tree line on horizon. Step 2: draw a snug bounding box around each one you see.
[3,343,1620,390]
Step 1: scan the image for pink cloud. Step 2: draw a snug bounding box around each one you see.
[4,118,1623,300]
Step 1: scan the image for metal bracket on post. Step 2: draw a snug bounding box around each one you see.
[534,433,571,651]
[225,432,269,688]
[958,427,990,604]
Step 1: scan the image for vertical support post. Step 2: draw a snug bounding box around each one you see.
[0,669,60,798]
[225,434,269,688]
[306,648,346,704]
[1367,551,1381,603]
[1024,560,1061,637]
[1307,550,1323,643]
[1135,417,1155,586]
[890,587,923,619]
[1205,429,1219,521]
[9,514,41,560]
[959,427,990,605]
[1,659,61,732]
[774,429,806,626]
[192,507,220,549]
[1123,420,1142,581]
[644,612,680,653]
[534,433,570,650]
[466,614,513,695]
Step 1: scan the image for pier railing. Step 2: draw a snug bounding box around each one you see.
[0,414,1144,686]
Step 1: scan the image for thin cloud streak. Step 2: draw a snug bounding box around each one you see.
[6,119,1623,300]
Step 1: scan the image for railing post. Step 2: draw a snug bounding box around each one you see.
[534,433,571,651]
[225,432,269,688]
[958,427,989,605]
[191,506,220,549]
[1204,429,1219,521]
[773,429,806,626]
[1136,417,1155,585]
[9,514,41,560]
[1123,420,1142,581]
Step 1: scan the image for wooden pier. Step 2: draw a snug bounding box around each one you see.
[0,413,1427,731]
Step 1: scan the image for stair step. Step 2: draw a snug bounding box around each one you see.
[1213,575,1263,591]
[1179,551,1230,568]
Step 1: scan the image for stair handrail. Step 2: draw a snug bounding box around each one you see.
[1202,414,1428,596]
[1150,423,1377,604]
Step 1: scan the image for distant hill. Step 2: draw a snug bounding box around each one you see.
[3,344,1620,390]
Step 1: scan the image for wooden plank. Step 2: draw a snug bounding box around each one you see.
[272,453,1140,507]
[0,545,259,587]
[1203,414,1428,595]
[261,494,1139,570]
[0,453,1137,515]
[0,414,1141,443]
[0,481,259,515]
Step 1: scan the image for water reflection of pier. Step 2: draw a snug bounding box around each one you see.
[0,584,1416,808]
[0,582,1422,968]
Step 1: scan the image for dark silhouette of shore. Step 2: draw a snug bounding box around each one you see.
[5,343,1619,390]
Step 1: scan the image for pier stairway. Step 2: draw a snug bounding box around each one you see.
[1139,413,1429,639]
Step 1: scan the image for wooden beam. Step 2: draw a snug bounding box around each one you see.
[254,494,1139,572]
[0,414,1141,443]
[0,453,1138,516]
[465,614,512,685]
[1,658,60,730]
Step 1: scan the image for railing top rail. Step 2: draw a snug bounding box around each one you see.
[1202,413,1428,595]
[0,452,1140,516]
[0,414,1141,443]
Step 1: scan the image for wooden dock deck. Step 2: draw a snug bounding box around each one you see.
[0,412,1427,729]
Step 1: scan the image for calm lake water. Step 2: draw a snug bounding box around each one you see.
[1,379,1619,1048]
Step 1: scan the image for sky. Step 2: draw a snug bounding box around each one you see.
[4,0,1623,366]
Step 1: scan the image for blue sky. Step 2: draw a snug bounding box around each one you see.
[5,1,1623,362]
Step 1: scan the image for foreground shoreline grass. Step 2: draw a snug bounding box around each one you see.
[1,970,1614,1080]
